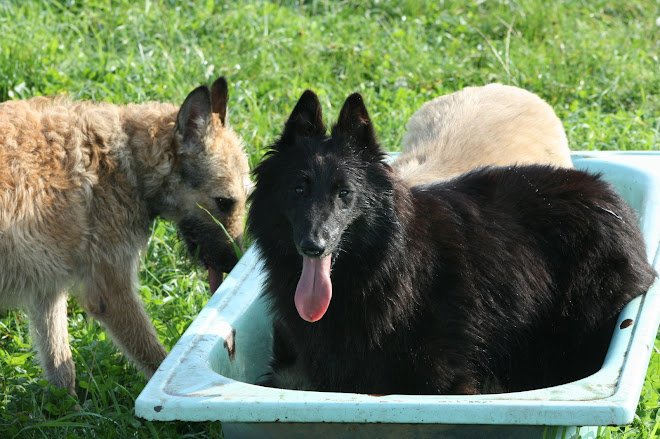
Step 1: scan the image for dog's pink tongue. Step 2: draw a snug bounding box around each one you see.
[295,255,333,322]
[208,267,222,295]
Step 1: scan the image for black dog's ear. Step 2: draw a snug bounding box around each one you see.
[175,85,213,155]
[334,92,381,160]
[279,90,326,147]
[210,76,228,126]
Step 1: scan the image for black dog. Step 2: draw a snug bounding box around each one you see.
[247,90,656,395]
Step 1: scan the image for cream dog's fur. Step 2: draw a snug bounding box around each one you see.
[393,84,572,186]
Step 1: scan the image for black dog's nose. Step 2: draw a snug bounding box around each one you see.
[299,238,325,257]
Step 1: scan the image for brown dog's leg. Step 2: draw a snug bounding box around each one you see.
[82,263,167,379]
[27,292,77,394]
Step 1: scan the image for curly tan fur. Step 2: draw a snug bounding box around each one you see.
[0,77,249,393]
[393,84,572,186]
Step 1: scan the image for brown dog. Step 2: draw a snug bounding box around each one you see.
[0,77,249,394]
[393,83,573,185]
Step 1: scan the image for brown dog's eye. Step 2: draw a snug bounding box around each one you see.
[214,197,236,212]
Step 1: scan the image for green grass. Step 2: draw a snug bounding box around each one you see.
[0,0,658,437]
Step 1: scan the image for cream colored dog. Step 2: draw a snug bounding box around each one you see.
[393,84,572,186]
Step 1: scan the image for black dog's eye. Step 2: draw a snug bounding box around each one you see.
[294,186,305,195]
[214,197,236,212]
[338,189,350,198]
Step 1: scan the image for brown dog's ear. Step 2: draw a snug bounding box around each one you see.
[175,85,213,155]
[278,90,326,148]
[211,77,228,126]
[333,92,381,160]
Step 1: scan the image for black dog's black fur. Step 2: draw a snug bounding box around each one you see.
[247,90,657,395]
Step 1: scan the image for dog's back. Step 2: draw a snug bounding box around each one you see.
[394,84,572,185]
[416,165,655,391]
